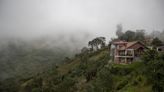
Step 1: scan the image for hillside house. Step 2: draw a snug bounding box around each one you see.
[110,40,147,64]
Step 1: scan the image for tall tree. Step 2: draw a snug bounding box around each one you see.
[126,30,135,41]
[151,37,163,47]
[88,37,106,51]
[99,37,106,48]
[88,41,94,51]
[135,29,145,41]
[116,24,123,39]
[92,38,99,50]
[119,30,135,41]
[93,37,106,50]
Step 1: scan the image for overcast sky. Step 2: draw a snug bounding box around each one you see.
[0,0,164,40]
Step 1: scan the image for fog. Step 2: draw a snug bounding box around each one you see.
[0,0,164,42]
[0,0,164,81]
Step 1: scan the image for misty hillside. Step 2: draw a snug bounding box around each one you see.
[0,46,163,92]
[1,0,164,92]
[0,27,164,92]
[0,25,164,92]
[0,38,84,80]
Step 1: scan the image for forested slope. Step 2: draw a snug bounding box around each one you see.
[1,47,163,92]
[0,40,76,81]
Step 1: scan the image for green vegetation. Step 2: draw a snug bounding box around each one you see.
[115,24,145,42]
[0,25,164,92]
[0,41,74,84]
[151,37,163,47]
[1,46,163,92]
[142,50,164,92]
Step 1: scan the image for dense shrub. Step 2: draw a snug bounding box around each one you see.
[53,77,77,92]
[32,88,42,92]
[116,79,128,90]
[85,67,114,92]
[142,50,164,92]
[110,67,132,76]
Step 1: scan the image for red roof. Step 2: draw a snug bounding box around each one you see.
[112,40,127,45]
[116,41,146,50]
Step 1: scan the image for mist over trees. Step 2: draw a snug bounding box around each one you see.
[0,34,92,81]
[0,0,164,91]
[150,30,164,42]
[116,24,123,39]
[0,41,69,80]
[151,37,163,47]
[0,25,164,92]
[115,24,164,47]
[115,24,146,42]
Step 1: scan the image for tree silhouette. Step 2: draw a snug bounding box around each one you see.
[116,24,123,39]
[89,37,106,50]
[151,37,163,47]
[88,41,94,51]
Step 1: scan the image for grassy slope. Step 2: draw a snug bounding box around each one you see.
[17,48,152,92]
[57,48,152,92]
[112,62,152,92]
[57,48,109,75]
[57,48,110,91]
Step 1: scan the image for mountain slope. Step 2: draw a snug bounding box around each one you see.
[0,47,154,92]
[0,40,76,81]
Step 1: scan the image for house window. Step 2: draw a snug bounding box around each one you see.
[158,48,162,52]
[127,50,132,56]
[119,51,125,56]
